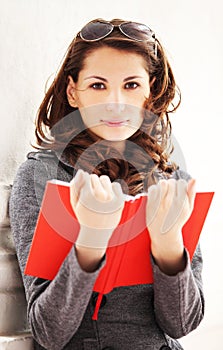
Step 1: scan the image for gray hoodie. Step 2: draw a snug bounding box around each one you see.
[9,151,204,350]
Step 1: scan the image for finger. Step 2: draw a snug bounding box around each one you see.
[90,174,108,201]
[78,171,92,198]
[100,175,113,200]
[187,178,196,209]
[70,183,78,209]
[176,179,187,204]
[80,171,92,194]
[161,179,187,234]
[112,181,124,198]
[158,179,169,201]
[90,174,100,190]
[146,183,161,226]
[111,182,125,208]
[70,169,85,208]
[76,171,103,214]
[147,183,158,198]
[163,179,176,208]
[70,169,85,188]
[100,175,112,189]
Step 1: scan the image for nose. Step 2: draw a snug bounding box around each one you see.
[105,90,126,113]
[106,102,125,113]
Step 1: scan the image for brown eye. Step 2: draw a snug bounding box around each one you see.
[90,83,105,89]
[125,82,139,89]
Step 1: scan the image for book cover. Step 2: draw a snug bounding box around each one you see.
[25,180,214,294]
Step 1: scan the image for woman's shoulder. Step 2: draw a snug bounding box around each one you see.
[27,149,57,160]
[11,150,73,212]
[14,150,58,183]
[17,150,74,184]
[10,151,56,201]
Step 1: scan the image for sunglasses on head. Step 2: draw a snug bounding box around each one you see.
[78,20,157,57]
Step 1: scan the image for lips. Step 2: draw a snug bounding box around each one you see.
[101,120,129,127]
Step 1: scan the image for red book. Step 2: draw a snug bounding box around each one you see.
[25,180,214,310]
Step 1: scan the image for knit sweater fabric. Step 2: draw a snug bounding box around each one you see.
[9,151,204,350]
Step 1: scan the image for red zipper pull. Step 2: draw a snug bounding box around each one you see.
[92,292,103,320]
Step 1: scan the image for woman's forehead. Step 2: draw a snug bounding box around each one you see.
[80,47,149,77]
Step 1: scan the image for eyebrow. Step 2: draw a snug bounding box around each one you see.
[84,75,144,82]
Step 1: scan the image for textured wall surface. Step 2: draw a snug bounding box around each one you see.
[0,185,33,347]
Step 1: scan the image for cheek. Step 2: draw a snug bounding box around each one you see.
[142,86,151,102]
[78,108,99,129]
[131,89,150,107]
[76,91,104,108]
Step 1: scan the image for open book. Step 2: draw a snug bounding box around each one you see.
[25,179,214,294]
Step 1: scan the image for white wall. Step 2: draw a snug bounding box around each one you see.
[1,0,222,348]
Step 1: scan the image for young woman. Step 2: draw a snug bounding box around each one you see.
[9,18,204,350]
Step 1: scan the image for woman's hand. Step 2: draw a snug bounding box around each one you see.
[70,169,125,249]
[146,178,196,275]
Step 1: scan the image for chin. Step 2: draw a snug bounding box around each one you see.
[104,130,137,141]
[90,126,137,142]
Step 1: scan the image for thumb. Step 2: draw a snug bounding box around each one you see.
[70,169,85,209]
[112,182,124,201]
[187,178,196,209]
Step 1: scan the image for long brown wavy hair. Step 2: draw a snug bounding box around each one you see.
[34,18,181,195]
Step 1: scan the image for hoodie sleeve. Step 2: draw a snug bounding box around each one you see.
[152,168,205,338]
[152,246,204,338]
[9,158,105,350]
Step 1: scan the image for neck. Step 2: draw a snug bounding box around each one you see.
[103,140,126,155]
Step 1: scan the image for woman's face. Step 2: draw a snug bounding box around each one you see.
[67,47,151,143]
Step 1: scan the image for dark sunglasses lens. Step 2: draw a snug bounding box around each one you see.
[80,22,113,41]
[120,22,154,41]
